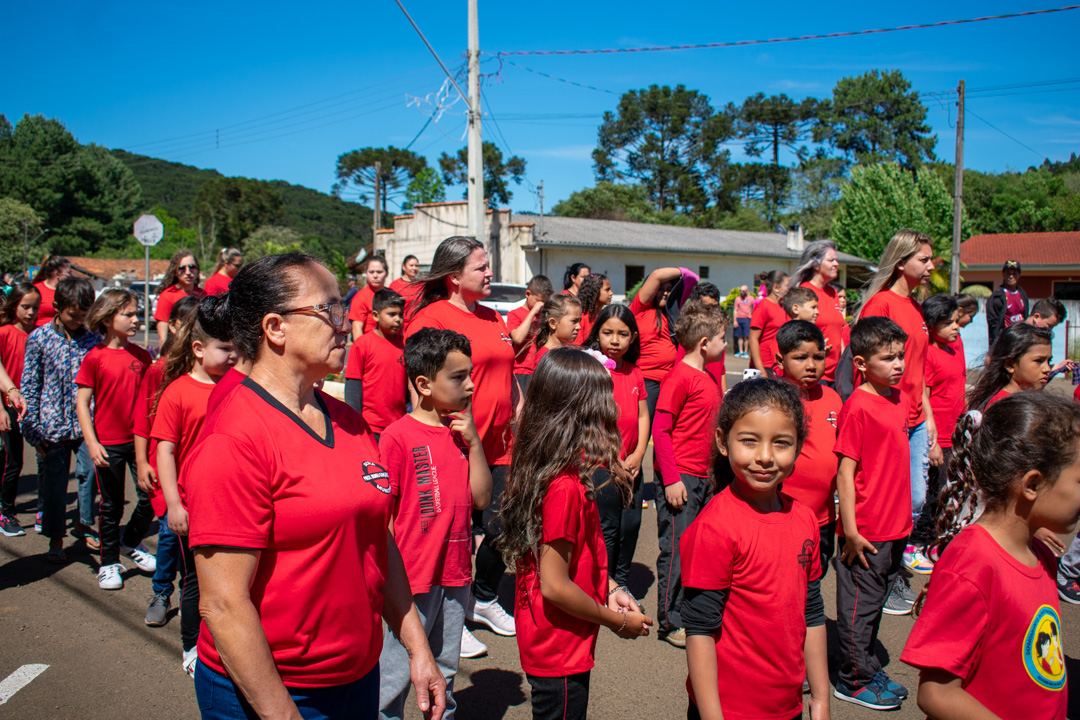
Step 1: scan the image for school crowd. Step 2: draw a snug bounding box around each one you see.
[0,232,1078,720]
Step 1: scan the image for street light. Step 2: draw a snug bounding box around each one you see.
[23,227,49,280]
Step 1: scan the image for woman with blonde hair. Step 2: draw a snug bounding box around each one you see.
[203,248,243,296]
[858,229,937,581]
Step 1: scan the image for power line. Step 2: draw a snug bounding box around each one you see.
[966,109,1046,160]
[502,58,619,95]
[496,5,1080,56]
[393,0,468,102]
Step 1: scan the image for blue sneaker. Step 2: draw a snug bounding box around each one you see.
[874,670,908,700]
[833,677,903,710]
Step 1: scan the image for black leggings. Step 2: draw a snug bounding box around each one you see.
[179,535,201,652]
[472,465,508,603]
[96,442,155,566]
[0,406,24,518]
[595,467,644,587]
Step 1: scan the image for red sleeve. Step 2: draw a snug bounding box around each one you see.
[900,570,988,679]
[74,350,98,388]
[506,308,525,331]
[185,434,273,548]
[833,403,864,462]
[150,385,183,443]
[634,369,647,399]
[133,367,156,439]
[651,410,681,485]
[541,478,583,545]
[153,290,175,323]
[655,371,688,416]
[750,301,768,330]
[378,430,405,499]
[628,296,647,316]
[680,513,735,590]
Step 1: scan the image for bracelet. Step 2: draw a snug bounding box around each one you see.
[5,387,18,396]
[616,612,627,634]
[607,584,631,600]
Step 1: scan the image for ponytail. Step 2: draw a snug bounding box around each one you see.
[534,294,581,350]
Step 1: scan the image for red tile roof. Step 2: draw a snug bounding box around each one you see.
[68,257,171,281]
[961,232,1080,267]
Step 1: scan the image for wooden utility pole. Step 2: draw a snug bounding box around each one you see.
[950,80,965,294]
[467,0,484,244]
[373,161,382,234]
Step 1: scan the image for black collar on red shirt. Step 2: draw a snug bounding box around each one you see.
[241,377,334,448]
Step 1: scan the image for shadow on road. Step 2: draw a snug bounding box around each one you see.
[456,668,527,720]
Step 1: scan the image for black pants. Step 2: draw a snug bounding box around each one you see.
[819,521,837,579]
[644,379,662,488]
[180,535,201,652]
[473,465,508,603]
[96,442,154,566]
[835,538,904,687]
[344,378,363,415]
[655,473,712,635]
[595,467,643,587]
[912,448,952,546]
[527,672,590,720]
[0,406,24,517]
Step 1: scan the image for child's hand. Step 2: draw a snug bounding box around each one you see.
[840,533,877,569]
[1035,527,1066,557]
[620,455,642,478]
[447,403,481,448]
[664,481,688,511]
[167,506,189,536]
[928,441,944,467]
[0,410,9,433]
[614,610,653,639]
[11,389,26,421]
[89,442,110,468]
[136,463,159,494]
[607,586,641,614]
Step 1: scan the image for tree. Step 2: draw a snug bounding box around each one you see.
[816,70,937,168]
[551,183,655,222]
[193,177,284,259]
[403,167,446,209]
[831,163,966,262]
[785,156,848,240]
[0,197,43,275]
[439,141,526,207]
[243,225,304,259]
[333,146,427,225]
[592,85,733,213]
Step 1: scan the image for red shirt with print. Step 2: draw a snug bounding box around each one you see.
[656,362,721,478]
[681,487,822,720]
[833,387,912,541]
[345,332,406,434]
[515,472,607,677]
[74,344,152,445]
[629,297,676,382]
[784,384,842,526]
[750,298,787,372]
[860,289,929,426]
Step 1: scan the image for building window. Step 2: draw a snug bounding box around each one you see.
[699,266,710,279]
[625,265,645,294]
[1053,281,1080,300]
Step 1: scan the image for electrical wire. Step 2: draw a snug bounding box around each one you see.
[966,109,1046,160]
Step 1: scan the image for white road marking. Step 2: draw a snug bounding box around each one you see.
[0,664,49,704]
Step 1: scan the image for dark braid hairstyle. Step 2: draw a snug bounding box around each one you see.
[576,273,609,322]
[918,393,1080,613]
[966,323,1053,411]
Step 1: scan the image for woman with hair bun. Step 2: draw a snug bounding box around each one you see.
[203,248,243,296]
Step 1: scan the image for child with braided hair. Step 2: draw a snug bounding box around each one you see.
[902,393,1080,719]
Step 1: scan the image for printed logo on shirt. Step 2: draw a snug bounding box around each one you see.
[411,444,443,534]
[129,360,146,374]
[500,332,513,347]
[797,538,815,571]
[826,410,838,429]
[1022,605,1066,691]
[361,461,392,494]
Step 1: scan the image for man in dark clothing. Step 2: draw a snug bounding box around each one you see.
[986,260,1029,348]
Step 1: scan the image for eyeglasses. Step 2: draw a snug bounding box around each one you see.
[178,264,199,274]
[279,302,347,329]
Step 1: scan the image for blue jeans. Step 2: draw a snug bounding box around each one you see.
[152,512,180,598]
[75,441,96,526]
[195,662,379,720]
[907,421,930,528]
[36,442,77,539]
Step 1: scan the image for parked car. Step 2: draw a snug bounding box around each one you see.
[479,283,527,318]
[127,281,158,320]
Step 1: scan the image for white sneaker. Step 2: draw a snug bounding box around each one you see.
[183,648,198,678]
[122,543,157,573]
[98,563,125,590]
[459,627,487,658]
[467,597,516,636]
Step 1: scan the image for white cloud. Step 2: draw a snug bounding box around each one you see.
[520,145,596,160]
[1027,115,1080,127]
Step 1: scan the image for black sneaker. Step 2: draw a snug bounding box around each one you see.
[1059,579,1080,605]
[0,514,25,537]
[874,670,908,700]
[833,677,903,710]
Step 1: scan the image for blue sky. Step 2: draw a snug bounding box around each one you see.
[4,1,1080,215]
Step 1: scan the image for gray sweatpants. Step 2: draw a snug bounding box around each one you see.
[1058,535,1080,585]
[379,585,469,720]
[835,538,904,687]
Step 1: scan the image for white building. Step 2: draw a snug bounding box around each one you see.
[375,200,870,295]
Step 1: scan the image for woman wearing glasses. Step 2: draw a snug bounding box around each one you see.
[154,250,206,342]
[184,253,445,719]
[203,248,244,296]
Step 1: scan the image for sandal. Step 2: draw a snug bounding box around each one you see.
[45,549,68,564]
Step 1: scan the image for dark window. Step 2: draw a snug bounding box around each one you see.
[699,266,710,279]
[1053,281,1080,300]
[625,265,645,295]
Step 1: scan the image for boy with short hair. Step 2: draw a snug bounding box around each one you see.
[954,294,979,329]
[344,289,406,442]
[378,327,493,719]
[780,286,819,323]
[21,277,101,561]
[652,305,726,648]
[775,321,842,572]
[507,275,552,392]
[833,316,913,710]
[1026,296,1067,330]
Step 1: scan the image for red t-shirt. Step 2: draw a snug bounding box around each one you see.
[528,345,551,374]
[1073,382,1080,406]
[629,297,676,382]
[611,362,647,459]
[344,332,406,433]
[680,487,822,720]
[388,277,422,321]
[801,282,845,382]
[784,384,842,526]
[133,359,166,516]
[153,284,206,323]
[150,375,215,470]
[507,305,541,375]
[902,525,1066,719]
[985,389,1012,409]
[926,341,967,449]
[861,290,929,427]
[406,300,515,465]
[515,472,607,677]
[347,285,378,334]
[833,388,912,542]
[750,298,787,371]
[0,324,30,389]
[74,344,152,445]
[1004,288,1026,328]
[202,272,232,296]
[656,362,721,478]
[206,367,245,420]
[33,281,56,328]
[380,415,473,594]
[183,380,391,688]
[676,346,726,389]
[576,311,595,346]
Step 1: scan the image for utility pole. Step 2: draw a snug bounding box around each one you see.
[950,80,965,295]
[467,0,484,245]
[373,161,382,235]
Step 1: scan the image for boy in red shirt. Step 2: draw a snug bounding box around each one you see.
[344,289,406,442]
[652,305,726,648]
[779,286,820,324]
[506,275,551,394]
[833,317,912,710]
[378,328,492,718]
[774,321,841,573]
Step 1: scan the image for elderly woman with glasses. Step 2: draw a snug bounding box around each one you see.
[183,253,446,720]
[154,249,206,342]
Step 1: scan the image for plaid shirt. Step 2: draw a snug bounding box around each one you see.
[20,322,101,446]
